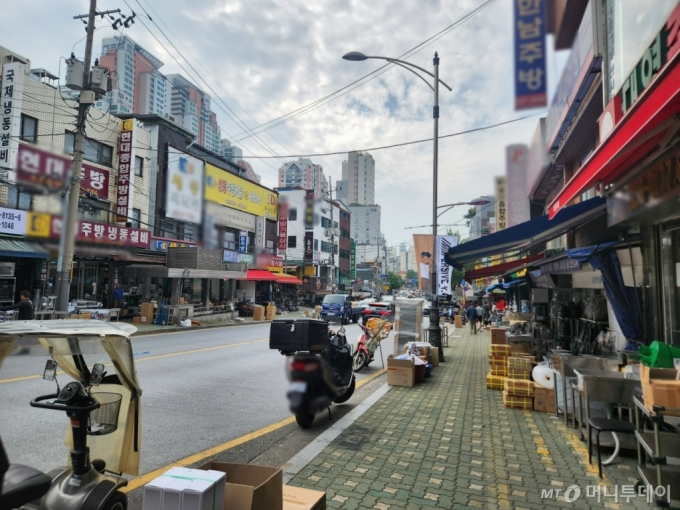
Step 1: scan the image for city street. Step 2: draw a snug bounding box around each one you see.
[0,320,395,477]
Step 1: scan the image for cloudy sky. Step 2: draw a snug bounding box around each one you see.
[4,0,568,248]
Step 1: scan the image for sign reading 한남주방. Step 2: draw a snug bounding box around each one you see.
[204,163,278,220]
[513,0,547,110]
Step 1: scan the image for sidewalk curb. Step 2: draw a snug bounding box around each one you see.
[282,382,392,484]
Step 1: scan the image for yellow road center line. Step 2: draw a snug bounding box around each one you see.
[0,339,268,384]
[122,367,387,493]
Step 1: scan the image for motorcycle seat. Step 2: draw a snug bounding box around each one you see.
[1,463,52,509]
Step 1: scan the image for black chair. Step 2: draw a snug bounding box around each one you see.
[588,417,636,477]
[0,436,52,509]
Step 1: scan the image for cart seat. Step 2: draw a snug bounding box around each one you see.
[1,463,52,509]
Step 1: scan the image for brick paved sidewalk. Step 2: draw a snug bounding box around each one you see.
[288,327,650,509]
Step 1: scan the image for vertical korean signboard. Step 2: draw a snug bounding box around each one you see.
[514,0,547,110]
[495,176,508,231]
[277,201,288,252]
[350,241,356,279]
[505,144,530,227]
[436,235,459,295]
[304,231,314,269]
[0,63,25,182]
[167,146,203,224]
[115,120,135,222]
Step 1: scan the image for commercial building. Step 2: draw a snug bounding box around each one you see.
[339,151,375,206]
[278,158,326,199]
[467,196,495,240]
[349,204,381,245]
[0,45,154,306]
[218,139,243,162]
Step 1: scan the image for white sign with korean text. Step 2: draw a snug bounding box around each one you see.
[506,144,530,227]
[495,176,508,231]
[0,63,25,182]
[436,235,459,295]
[0,206,27,235]
[166,147,203,224]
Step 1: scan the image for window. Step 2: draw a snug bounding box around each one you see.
[134,156,143,177]
[224,231,237,251]
[288,236,297,248]
[20,114,37,143]
[77,198,108,222]
[159,220,178,239]
[131,208,141,228]
[314,239,319,251]
[64,132,113,167]
[334,221,338,228]
[321,241,330,253]
[288,208,297,221]
[340,249,350,260]
[321,217,331,228]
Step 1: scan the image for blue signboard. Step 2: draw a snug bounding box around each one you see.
[223,250,239,263]
[238,230,248,253]
[514,0,547,110]
[380,273,389,278]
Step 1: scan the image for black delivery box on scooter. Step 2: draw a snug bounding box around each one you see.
[270,318,330,352]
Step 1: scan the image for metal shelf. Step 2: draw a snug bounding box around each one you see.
[636,431,680,466]
[636,465,680,508]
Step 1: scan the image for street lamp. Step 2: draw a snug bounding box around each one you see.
[344,51,452,362]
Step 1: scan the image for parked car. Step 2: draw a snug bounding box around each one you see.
[320,294,363,324]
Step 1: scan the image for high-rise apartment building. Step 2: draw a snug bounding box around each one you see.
[349,205,381,245]
[468,196,495,240]
[218,139,243,162]
[340,151,375,205]
[278,158,327,198]
[99,35,169,116]
[166,73,217,150]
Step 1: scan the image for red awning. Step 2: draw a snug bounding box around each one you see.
[276,275,303,285]
[240,269,278,281]
[548,53,680,219]
[464,254,544,283]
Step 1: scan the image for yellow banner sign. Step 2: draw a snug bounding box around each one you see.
[204,163,278,220]
[304,266,315,276]
[26,212,52,238]
[268,266,283,273]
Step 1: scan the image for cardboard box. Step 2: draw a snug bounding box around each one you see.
[507,369,531,380]
[486,374,504,390]
[507,357,533,372]
[488,355,509,366]
[430,347,439,367]
[387,355,415,387]
[534,387,556,413]
[489,364,509,377]
[143,476,175,510]
[282,485,326,510]
[490,344,511,356]
[502,390,533,410]
[640,365,680,415]
[503,378,534,396]
[133,317,142,324]
[491,328,507,345]
[197,461,282,510]
[510,344,532,355]
[253,306,265,321]
[266,305,277,321]
[454,315,463,328]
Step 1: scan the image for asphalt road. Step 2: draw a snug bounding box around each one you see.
[0,319,395,477]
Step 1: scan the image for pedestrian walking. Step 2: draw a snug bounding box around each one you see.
[466,303,478,334]
[476,303,484,331]
[0,290,35,320]
[113,283,124,309]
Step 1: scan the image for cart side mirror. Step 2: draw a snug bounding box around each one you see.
[90,363,105,386]
[43,359,58,381]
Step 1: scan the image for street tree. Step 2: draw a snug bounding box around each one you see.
[388,272,402,290]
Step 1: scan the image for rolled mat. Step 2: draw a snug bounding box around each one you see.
[532,365,554,389]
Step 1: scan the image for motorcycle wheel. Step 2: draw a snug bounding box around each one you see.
[353,351,368,372]
[295,411,315,429]
[333,376,356,404]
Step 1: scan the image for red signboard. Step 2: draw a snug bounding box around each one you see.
[270,256,283,268]
[115,121,133,222]
[80,165,110,199]
[46,216,150,249]
[278,201,288,251]
[16,144,69,191]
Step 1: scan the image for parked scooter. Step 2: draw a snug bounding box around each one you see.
[0,321,142,510]
[270,319,355,428]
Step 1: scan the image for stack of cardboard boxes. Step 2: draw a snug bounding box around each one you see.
[487,344,510,390]
[143,462,326,510]
[503,356,535,410]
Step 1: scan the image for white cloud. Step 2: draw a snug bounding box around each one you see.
[2,0,568,247]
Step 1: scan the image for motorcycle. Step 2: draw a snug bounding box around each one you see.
[270,319,355,428]
[353,319,391,372]
[0,320,142,510]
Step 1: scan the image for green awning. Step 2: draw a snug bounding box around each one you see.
[0,239,50,258]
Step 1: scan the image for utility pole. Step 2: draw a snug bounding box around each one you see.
[328,176,335,289]
[55,0,97,311]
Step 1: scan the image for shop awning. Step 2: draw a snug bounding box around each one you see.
[463,254,544,283]
[445,197,606,268]
[0,239,50,258]
[240,269,279,281]
[548,55,680,219]
[276,274,303,285]
[566,240,623,262]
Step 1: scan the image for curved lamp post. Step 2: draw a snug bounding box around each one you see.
[343,51,452,362]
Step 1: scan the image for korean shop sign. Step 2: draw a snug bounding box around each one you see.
[513,0,547,110]
[0,206,27,235]
[166,146,204,224]
[80,165,110,199]
[204,163,278,220]
[115,120,134,222]
[0,62,24,182]
[16,144,69,191]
